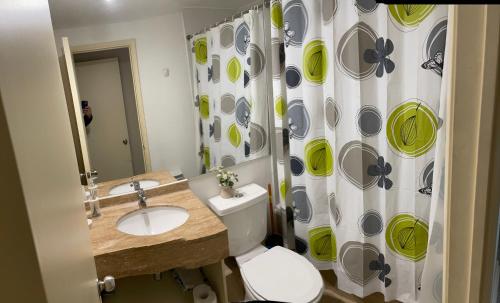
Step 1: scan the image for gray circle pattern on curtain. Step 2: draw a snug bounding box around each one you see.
[354,0,379,14]
[220,24,234,48]
[286,65,302,88]
[322,0,338,23]
[235,97,251,127]
[357,105,382,136]
[283,0,308,47]
[288,99,310,139]
[339,241,380,286]
[358,210,383,237]
[325,97,341,129]
[336,22,378,80]
[249,123,267,154]
[221,93,236,114]
[249,44,266,78]
[292,185,312,223]
[235,22,250,55]
[338,140,380,189]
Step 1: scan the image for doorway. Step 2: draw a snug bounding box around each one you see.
[71,42,150,182]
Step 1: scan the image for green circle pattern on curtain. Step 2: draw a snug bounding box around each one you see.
[199,95,210,119]
[388,5,435,28]
[280,180,287,199]
[305,138,333,176]
[309,226,337,262]
[386,214,429,261]
[194,37,207,64]
[303,40,328,84]
[203,147,210,169]
[274,96,286,119]
[227,123,242,147]
[271,1,284,29]
[386,100,438,157]
[227,57,242,83]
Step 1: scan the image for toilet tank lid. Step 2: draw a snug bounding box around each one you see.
[207,183,268,216]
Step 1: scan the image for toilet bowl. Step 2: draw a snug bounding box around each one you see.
[237,246,324,302]
[207,183,324,303]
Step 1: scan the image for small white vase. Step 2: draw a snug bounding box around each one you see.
[219,185,235,199]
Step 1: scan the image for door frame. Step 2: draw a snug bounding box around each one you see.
[71,39,152,172]
[444,5,500,303]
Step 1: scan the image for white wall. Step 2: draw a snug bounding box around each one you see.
[182,8,236,36]
[54,13,199,178]
[189,156,272,202]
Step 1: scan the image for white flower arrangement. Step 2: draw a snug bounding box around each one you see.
[212,166,239,188]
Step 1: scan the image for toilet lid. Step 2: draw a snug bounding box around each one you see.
[240,246,323,302]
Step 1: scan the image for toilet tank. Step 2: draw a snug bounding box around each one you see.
[207,183,268,256]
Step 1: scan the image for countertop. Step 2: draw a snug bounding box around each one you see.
[89,182,228,279]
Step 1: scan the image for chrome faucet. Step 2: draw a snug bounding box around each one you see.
[131,180,147,209]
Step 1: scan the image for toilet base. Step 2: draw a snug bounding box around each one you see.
[242,281,258,302]
[235,245,324,303]
[241,278,323,303]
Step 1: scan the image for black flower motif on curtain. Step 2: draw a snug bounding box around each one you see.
[364,37,395,78]
[367,156,393,190]
[369,253,392,287]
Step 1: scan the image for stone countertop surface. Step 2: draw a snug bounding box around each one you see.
[88,182,228,279]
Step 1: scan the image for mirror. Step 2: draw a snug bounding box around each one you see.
[50,0,271,196]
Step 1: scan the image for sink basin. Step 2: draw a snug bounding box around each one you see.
[109,180,160,196]
[116,206,189,236]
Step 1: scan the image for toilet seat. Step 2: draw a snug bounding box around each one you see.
[243,274,323,303]
[240,246,323,303]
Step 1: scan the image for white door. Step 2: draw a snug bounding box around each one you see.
[75,58,134,182]
[0,1,101,301]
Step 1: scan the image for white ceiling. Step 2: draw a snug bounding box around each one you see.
[48,0,254,29]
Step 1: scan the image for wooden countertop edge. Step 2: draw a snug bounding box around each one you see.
[95,229,229,279]
[93,227,227,257]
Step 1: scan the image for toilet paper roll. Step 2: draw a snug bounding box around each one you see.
[193,284,217,303]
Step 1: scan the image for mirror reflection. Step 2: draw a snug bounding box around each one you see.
[51,0,271,195]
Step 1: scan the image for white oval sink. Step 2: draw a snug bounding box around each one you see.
[117,206,189,236]
[109,180,160,196]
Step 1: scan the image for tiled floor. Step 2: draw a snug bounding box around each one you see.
[225,257,399,303]
[102,274,194,303]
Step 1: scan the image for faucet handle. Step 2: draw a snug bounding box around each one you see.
[86,169,98,178]
[130,180,141,191]
[137,188,147,209]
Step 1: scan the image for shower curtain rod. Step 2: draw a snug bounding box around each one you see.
[185,0,270,40]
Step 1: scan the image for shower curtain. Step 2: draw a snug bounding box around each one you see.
[190,9,268,173]
[270,1,448,302]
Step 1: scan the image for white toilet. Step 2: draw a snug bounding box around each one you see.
[207,183,324,302]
